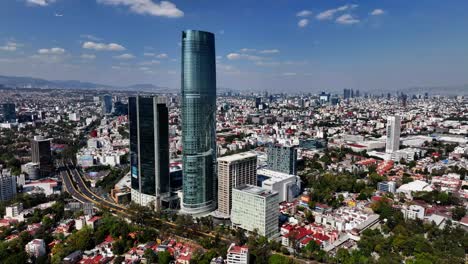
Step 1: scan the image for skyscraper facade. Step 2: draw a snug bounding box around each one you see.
[386,115,401,153]
[1,103,16,122]
[267,144,298,175]
[0,169,17,202]
[31,136,53,177]
[217,152,257,216]
[102,95,113,115]
[129,96,170,209]
[181,30,217,214]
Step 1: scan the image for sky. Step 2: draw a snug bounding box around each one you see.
[0,0,467,93]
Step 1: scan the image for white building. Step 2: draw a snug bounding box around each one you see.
[401,204,425,220]
[396,180,433,199]
[386,115,401,154]
[231,185,279,238]
[226,243,249,264]
[0,169,17,201]
[5,203,23,218]
[258,169,301,202]
[217,152,257,217]
[69,112,80,122]
[377,181,396,193]
[25,239,46,258]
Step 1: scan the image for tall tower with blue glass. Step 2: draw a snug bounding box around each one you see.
[181,30,217,214]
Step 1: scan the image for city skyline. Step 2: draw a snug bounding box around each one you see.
[1,0,468,92]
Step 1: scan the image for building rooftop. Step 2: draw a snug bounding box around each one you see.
[234,184,278,197]
[257,168,296,181]
[217,152,257,162]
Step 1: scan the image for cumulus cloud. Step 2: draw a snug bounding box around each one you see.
[226,53,262,61]
[97,0,184,18]
[336,14,360,25]
[239,48,256,53]
[139,60,160,65]
[156,53,168,59]
[316,4,358,20]
[296,10,312,17]
[26,0,56,6]
[259,49,280,54]
[144,52,155,57]
[81,54,96,59]
[114,53,135,59]
[82,41,125,51]
[38,47,65,54]
[80,34,102,41]
[0,42,21,51]
[371,9,385,16]
[298,19,309,28]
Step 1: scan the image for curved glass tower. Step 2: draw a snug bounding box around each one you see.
[181,30,217,214]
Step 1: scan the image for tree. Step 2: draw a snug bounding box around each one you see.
[143,248,158,264]
[451,206,466,221]
[158,250,173,264]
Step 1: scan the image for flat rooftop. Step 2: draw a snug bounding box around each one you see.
[217,152,257,163]
[234,184,277,197]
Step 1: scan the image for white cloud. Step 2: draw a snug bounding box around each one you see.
[298,19,309,28]
[114,53,135,59]
[0,42,21,51]
[255,61,280,67]
[219,29,225,35]
[139,60,160,65]
[156,53,168,59]
[259,49,280,54]
[81,54,96,59]
[97,0,184,18]
[38,47,65,54]
[82,41,126,51]
[144,52,155,56]
[239,48,256,53]
[336,14,360,25]
[226,53,262,61]
[26,0,56,6]
[80,34,102,41]
[296,10,312,17]
[371,9,385,16]
[316,4,358,20]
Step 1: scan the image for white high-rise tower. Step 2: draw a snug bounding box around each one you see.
[386,115,401,153]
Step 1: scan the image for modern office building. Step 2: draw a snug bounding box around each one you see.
[1,103,16,122]
[377,181,397,193]
[385,115,401,154]
[129,96,170,210]
[0,169,17,201]
[102,94,113,115]
[267,144,297,175]
[181,30,217,215]
[257,169,301,203]
[217,152,257,216]
[231,184,279,238]
[31,136,53,177]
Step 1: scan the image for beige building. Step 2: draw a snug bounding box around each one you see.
[217,152,257,216]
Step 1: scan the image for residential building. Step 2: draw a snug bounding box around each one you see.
[401,204,425,220]
[0,169,17,201]
[217,152,257,216]
[386,115,401,154]
[129,96,170,210]
[226,243,249,264]
[5,203,23,218]
[181,30,217,215]
[377,181,397,193]
[267,144,297,175]
[25,239,46,258]
[231,185,279,238]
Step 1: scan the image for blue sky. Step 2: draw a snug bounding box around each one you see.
[0,0,467,92]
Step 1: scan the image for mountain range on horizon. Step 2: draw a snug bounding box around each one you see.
[0,74,466,96]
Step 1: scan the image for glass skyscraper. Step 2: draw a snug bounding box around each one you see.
[129,96,169,210]
[181,30,217,214]
[102,94,113,115]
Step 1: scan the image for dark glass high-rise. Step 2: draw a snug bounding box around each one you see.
[181,30,217,214]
